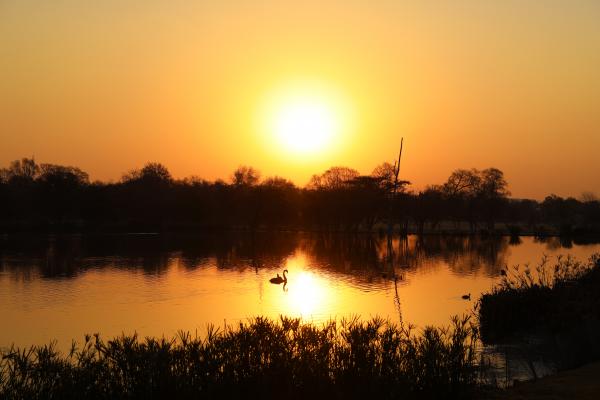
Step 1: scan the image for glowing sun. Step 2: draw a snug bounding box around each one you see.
[272,98,338,154]
[259,81,354,158]
[257,80,354,160]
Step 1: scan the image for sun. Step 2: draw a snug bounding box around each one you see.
[272,98,338,154]
[259,81,351,157]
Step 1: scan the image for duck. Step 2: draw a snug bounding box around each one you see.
[270,269,288,284]
[461,293,471,300]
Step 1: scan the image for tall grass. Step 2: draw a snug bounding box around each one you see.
[478,253,600,344]
[1,316,480,399]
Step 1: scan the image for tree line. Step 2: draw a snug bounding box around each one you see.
[0,157,598,234]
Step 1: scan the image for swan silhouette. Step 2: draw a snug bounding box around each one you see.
[461,293,471,300]
[270,269,288,284]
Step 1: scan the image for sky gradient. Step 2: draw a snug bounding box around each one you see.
[1,0,599,199]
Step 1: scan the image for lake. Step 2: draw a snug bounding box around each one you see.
[1,233,599,350]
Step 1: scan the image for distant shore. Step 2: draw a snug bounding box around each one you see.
[2,222,600,238]
[3,159,599,239]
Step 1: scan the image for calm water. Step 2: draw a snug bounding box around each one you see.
[1,233,599,350]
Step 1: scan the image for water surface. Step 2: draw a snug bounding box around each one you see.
[1,233,599,350]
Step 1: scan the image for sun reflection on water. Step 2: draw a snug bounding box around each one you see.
[286,271,326,316]
[278,252,332,319]
[4,235,600,350]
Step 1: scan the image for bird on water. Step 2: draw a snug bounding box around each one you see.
[270,269,288,284]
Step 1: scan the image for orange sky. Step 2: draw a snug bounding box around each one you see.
[1,0,599,199]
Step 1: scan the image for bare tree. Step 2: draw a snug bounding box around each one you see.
[3,158,40,183]
[262,176,295,190]
[443,169,481,197]
[372,162,395,190]
[38,164,89,187]
[479,168,510,199]
[581,191,599,203]
[231,166,261,186]
[307,166,359,190]
[123,162,172,185]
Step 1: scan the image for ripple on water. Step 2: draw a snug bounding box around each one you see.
[0,234,599,350]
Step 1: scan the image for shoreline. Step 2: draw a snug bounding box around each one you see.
[1,226,600,238]
[483,361,600,400]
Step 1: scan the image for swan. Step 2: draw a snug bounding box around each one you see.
[270,269,288,284]
[461,293,471,300]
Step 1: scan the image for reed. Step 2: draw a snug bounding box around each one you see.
[478,253,600,344]
[1,315,480,399]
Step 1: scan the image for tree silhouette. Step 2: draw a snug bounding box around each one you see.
[38,164,89,188]
[0,157,598,235]
[443,169,481,197]
[479,168,510,198]
[371,162,411,193]
[372,162,396,191]
[231,166,260,186]
[123,162,172,185]
[581,191,599,203]
[1,158,40,184]
[308,166,359,190]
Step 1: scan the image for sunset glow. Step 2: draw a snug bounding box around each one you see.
[1,1,599,197]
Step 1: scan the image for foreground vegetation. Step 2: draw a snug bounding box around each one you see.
[1,157,599,234]
[1,316,480,400]
[478,254,600,368]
